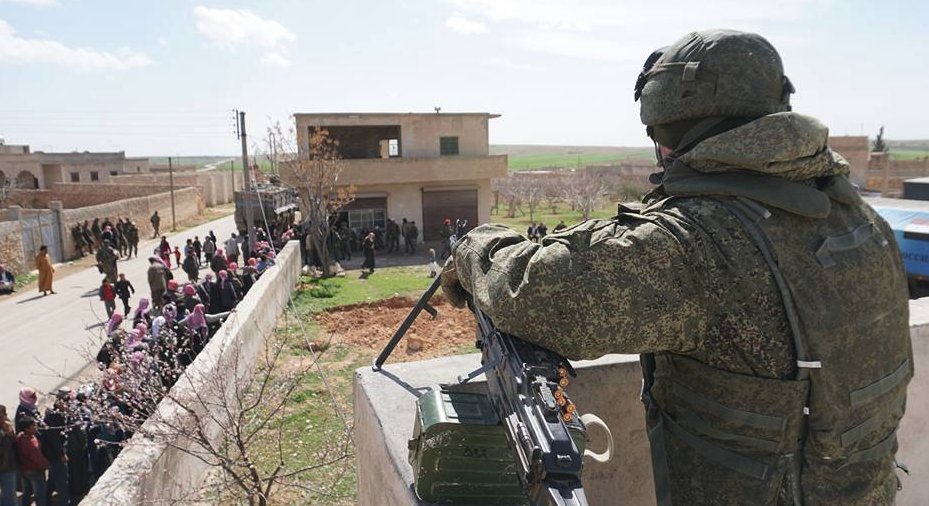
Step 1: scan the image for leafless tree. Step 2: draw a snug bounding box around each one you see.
[512,175,546,223]
[543,175,567,215]
[565,172,609,220]
[273,121,355,278]
[79,306,351,506]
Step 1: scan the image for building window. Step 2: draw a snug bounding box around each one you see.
[70,172,80,182]
[347,209,386,233]
[90,171,99,181]
[110,171,118,177]
[440,136,459,156]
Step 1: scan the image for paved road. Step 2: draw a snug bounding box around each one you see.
[0,214,237,410]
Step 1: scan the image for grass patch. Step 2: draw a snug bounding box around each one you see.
[15,272,37,288]
[491,145,653,171]
[293,266,434,313]
[890,149,929,161]
[491,202,620,231]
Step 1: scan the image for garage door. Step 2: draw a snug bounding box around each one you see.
[422,188,478,241]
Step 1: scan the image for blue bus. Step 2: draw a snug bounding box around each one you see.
[867,197,929,298]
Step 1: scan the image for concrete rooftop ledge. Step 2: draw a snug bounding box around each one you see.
[355,300,929,506]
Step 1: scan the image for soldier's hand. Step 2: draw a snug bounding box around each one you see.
[440,258,468,309]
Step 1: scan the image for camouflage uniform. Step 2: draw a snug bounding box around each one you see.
[448,32,912,505]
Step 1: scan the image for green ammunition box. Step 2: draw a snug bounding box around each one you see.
[408,389,586,505]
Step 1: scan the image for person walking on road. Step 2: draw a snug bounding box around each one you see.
[35,245,55,296]
[150,211,161,238]
[96,241,118,283]
[98,277,117,319]
[182,249,199,282]
[202,236,216,264]
[147,257,168,311]
[225,233,240,264]
[115,273,135,315]
[362,232,376,273]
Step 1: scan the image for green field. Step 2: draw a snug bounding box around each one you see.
[890,149,929,161]
[491,145,653,170]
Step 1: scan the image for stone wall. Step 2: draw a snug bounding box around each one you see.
[0,219,25,274]
[5,182,198,210]
[80,241,302,505]
[111,171,242,206]
[59,187,202,259]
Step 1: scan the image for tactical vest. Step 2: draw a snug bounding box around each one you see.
[641,191,913,505]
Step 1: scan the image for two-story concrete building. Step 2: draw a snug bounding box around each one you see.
[293,113,507,241]
[0,143,150,190]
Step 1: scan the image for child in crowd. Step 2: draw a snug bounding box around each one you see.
[98,277,117,319]
[15,417,48,506]
[173,246,182,268]
[114,273,135,315]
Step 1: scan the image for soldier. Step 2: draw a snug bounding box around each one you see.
[442,30,912,505]
[386,218,401,253]
[95,241,118,283]
[150,211,161,238]
[71,223,86,257]
[90,218,102,249]
[126,220,139,258]
[81,220,94,255]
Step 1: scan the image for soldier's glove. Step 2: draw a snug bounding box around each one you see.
[440,258,468,309]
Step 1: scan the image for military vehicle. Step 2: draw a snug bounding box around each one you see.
[234,184,298,237]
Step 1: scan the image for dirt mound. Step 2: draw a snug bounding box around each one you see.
[315,296,477,361]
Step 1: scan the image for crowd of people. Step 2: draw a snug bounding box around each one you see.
[525,220,567,243]
[70,218,140,261]
[0,228,280,505]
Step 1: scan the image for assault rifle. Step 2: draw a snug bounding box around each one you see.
[374,276,612,506]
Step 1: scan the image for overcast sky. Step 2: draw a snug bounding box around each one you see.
[0,0,926,155]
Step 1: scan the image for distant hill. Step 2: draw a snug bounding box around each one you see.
[491,144,654,170]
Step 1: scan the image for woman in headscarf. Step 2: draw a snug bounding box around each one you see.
[131,298,152,328]
[36,245,56,295]
[210,248,227,275]
[158,236,172,269]
[181,283,201,313]
[105,312,123,338]
[209,270,239,313]
[362,231,376,274]
[14,388,40,431]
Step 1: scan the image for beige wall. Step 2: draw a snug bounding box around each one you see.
[338,155,506,187]
[1,151,151,189]
[350,178,494,237]
[59,187,202,259]
[829,136,870,188]
[295,113,496,158]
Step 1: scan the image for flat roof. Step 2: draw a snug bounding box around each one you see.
[865,196,929,212]
[905,177,929,184]
[294,112,501,119]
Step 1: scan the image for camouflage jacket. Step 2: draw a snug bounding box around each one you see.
[452,112,912,505]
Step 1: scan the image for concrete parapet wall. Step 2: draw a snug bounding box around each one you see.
[355,300,929,506]
[354,353,654,506]
[80,241,302,505]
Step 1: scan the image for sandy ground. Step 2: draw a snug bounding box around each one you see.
[314,294,478,361]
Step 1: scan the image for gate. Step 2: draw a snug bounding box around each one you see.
[21,211,63,264]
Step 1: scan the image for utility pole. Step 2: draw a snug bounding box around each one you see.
[268,131,276,175]
[237,110,255,254]
[230,160,235,193]
[168,156,177,231]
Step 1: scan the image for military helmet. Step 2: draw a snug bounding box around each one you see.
[635,30,794,127]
